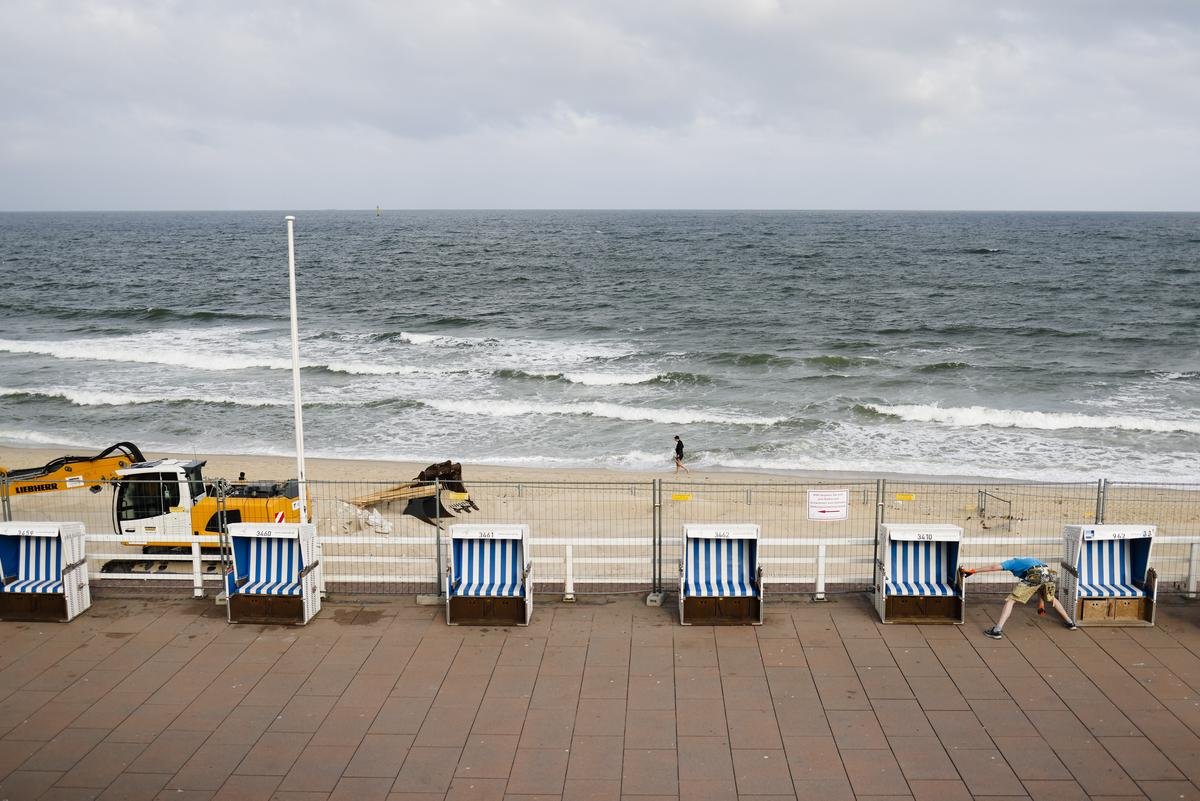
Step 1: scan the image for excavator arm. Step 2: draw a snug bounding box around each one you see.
[0,442,146,495]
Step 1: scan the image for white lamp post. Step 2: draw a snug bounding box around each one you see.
[285,215,309,523]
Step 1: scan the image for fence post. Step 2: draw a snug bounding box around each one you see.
[1095,478,1107,524]
[874,479,885,595]
[1188,543,1200,599]
[814,544,827,601]
[647,479,664,606]
[563,544,576,602]
[215,479,230,603]
[434,478,444,596]
[0,475,9,522]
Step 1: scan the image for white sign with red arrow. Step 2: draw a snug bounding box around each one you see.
[807,489,849,521]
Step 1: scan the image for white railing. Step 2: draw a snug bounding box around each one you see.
[82,532,1200,600]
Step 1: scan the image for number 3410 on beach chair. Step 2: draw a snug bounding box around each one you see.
[446,524,533,626]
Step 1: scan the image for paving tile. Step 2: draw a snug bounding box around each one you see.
[858,666,915,700]
[839,748,909,796]
[234,731,312,776]
[1099,737,1185,780]
[456,733,519,779]
[211,774,282,801]
[731,748,791,795]
[344,733,414,778]
[678,736,734,781]
[505,747,570,795]
[888,736,960,781]
[470,696,529,736]
[621,748,678,796]
[106,704,186,744]
[626,708,676,749]
[277,744,356,793]
[168,741,253,791]
[20,728,110,772]
[906,779,973,801]
[905,676,970,711]
[310,702,377,747]
[567,735,623,780]
[926,710,993,750]
[813,674,870,710]
[96,771,171,801]
[127,729,210,774]
[991,736,1072,781]
[328,776,393,801]
[627,674,675,710]
[1021,779,1091,801]
[571,698,624,738]
[1138,780,1200,801]
[519,706,576,749]
[0,770,62,800]
[872,700,934,738]
[581,665,628,699]
[392,745,461,794]
[1055,745,1143,796]
[827,709,888,749]
[947,747,1026,796]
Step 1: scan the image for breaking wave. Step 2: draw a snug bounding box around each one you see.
[421,398,784,426]
[864,403,1200,435]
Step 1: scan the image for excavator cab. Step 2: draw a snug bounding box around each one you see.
[113,460,207,545]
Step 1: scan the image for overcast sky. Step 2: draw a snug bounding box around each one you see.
[2,1,1198,211]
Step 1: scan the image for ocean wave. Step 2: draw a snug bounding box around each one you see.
[916,361,969,372]
[707,352,796,367]
[961,247,1003,254]
[0,336,296,371]
[803,355,878,369]
[561,372,662,386]
[0,386,290,408]
[422,398,784,426]
[862,403,1200,435]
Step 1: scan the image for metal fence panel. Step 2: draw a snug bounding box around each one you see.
[1104,482,1200,595]
[660,481,880,595]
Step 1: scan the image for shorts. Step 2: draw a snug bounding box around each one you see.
[1007,581,1056,604]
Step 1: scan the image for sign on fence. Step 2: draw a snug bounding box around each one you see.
[808,489,850,521]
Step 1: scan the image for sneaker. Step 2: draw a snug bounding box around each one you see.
[1064,620,1078,631]
[983,626,1004,640]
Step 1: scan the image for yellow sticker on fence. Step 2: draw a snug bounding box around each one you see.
[894,493,915,501]
[671,493,692,501]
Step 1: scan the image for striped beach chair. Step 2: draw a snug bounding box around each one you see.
[1061,525,1156,626]
[0,522,90,622]
[875,524,964,624]
[225,523,321,625]
[679,524,763,625]
[446,524,532,625]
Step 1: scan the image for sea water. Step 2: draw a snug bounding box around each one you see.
[0,210,1197,481]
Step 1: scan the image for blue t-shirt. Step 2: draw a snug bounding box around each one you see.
[1001,557,1044,579]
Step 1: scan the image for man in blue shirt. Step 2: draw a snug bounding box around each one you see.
[964,557,1077,639]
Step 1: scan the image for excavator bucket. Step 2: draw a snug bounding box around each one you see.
[349,461,478,525]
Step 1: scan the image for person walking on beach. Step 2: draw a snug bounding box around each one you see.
[673,435,690,474]
[963,557,1077,639]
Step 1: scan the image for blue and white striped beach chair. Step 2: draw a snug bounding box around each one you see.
[0,521,90,622]
[875,524,964,624]
[679,524,763,625]
[225,523,320,625]
[446,524,532,625]
[1061,525,1157,626]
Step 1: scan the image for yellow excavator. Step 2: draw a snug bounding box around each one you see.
[0,442,302,551]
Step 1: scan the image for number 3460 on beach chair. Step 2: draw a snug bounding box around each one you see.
[446,524,533,626]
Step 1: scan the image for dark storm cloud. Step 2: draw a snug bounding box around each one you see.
[1,1,1198,209]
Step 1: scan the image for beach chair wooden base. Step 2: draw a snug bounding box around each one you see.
[1074,596,1154,626]
[447,595,526,626]
[681,596,762,625]
[228,594,306,625]
[883,595,962,624]
[0,592,70,623]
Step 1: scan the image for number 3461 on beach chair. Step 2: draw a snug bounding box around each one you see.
[446,524,533,626]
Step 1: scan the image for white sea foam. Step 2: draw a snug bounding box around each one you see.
[422,398,783,426]
[0,335,295,372]
[560,372,660,386]
[867,403,1200,435]
[0,386,289,408]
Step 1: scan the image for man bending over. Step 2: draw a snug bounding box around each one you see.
[964,557,1077,639]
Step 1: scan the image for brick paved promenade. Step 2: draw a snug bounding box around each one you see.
[2,595,1199,800]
